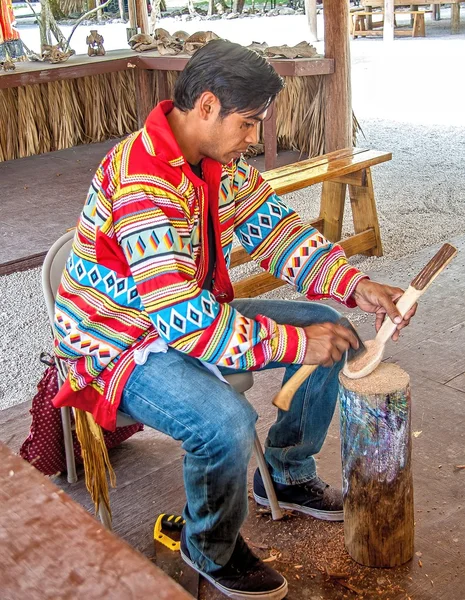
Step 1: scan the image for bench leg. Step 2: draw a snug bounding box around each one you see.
[413,13,425,37]
[348,168,383,257]
[319,181,346,243]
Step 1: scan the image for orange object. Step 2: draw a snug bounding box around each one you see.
[0,0,25,61]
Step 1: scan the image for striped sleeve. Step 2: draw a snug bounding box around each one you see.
[114,191,307,369]
[233,161,368,307]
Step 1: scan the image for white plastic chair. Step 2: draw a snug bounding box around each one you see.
[41,231,282,528]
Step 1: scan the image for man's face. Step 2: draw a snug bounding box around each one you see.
[199,100,267,165]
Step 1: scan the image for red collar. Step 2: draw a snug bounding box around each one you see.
[144,100,187,166]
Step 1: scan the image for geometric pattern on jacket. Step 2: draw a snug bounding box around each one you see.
[53,100,366,431]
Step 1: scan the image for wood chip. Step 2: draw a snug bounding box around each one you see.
[418,559,423,567]
[335,579,363,595]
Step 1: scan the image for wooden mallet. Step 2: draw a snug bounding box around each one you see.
[272,317,366,411]
[343,242,457,380]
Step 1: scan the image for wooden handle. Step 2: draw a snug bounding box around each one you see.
[376,243,457,345]
[272,365,318,411]
[411,243,457,291]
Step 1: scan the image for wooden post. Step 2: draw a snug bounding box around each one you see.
[264,102,277,171]
[135,69,154,128]
[127,0,137,29]
[323,0,352,152]
[384,0,395,41]
[451,2,460,34]
[305,0,318,41]
[135,0,150,34]
[339,363,414,567]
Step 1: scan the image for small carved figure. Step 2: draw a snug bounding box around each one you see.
[86,30,105,57]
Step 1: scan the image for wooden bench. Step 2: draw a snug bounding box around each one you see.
[0,442,194,600]
[232,147,391,299]
[351,10,428,37]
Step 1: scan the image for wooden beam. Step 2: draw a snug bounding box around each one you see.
[323,0,352,152]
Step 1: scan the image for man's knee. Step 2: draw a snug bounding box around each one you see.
[213,393,257,456]
[304,302,341,326]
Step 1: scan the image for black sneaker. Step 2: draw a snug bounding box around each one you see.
[253,468,344,522]
[180,529,288,600]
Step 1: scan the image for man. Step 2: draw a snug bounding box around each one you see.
[53,40,415,600]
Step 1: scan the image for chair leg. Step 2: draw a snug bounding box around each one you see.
[253,432,283,521]
[61,407,78,484]
[98,501,113,530]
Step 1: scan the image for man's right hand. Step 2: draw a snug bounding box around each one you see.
[302,322,359,368]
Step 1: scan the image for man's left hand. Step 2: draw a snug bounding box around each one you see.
[351,279,417,341]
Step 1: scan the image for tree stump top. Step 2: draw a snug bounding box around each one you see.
[339,362,410,395]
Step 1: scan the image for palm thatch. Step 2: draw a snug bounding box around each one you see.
[0,70,137,161]
[275,75,325,158]
[0,65,353,163]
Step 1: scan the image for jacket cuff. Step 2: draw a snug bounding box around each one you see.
[270,324,308,364]
[329,263,369,307]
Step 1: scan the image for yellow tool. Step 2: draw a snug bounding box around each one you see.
[153,513,186,551]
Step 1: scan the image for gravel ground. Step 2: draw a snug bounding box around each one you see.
[1,18,464,410]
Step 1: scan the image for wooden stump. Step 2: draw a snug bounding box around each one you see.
[339,363,414,567]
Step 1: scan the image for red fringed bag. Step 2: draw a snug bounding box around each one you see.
[20,354,143,476]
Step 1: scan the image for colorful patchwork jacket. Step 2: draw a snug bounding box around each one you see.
[53,101,366,431]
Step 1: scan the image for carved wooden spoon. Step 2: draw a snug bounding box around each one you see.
[343,243,457,380]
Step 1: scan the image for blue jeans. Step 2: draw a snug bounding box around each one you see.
[120,299,343,573]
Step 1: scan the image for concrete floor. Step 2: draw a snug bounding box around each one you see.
[2,236,464,599]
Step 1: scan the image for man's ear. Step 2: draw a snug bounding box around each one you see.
[197,92,221,120]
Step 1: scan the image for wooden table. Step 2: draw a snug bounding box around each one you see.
[0,442,193,599]
[0,49,334,170]
[361,0,462,34]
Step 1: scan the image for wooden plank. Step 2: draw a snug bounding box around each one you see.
[262,149,391,196]
[233,229,377,298]
[0,442,194,600]
[263,147,364,181]
[0,251,46,276]
[138,55,335,78]
[0,54,140,89]
[0,50,334,91]
[323,0,352,152]
[363,0,459,6]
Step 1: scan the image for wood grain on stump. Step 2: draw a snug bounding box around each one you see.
[339,363,414,567]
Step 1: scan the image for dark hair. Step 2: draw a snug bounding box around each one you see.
[174,39,284,118]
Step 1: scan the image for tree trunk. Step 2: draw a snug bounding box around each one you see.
[232,0,245,13]
[305,0,318,41]
[49,0,66,19]
[339,364,414,567]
